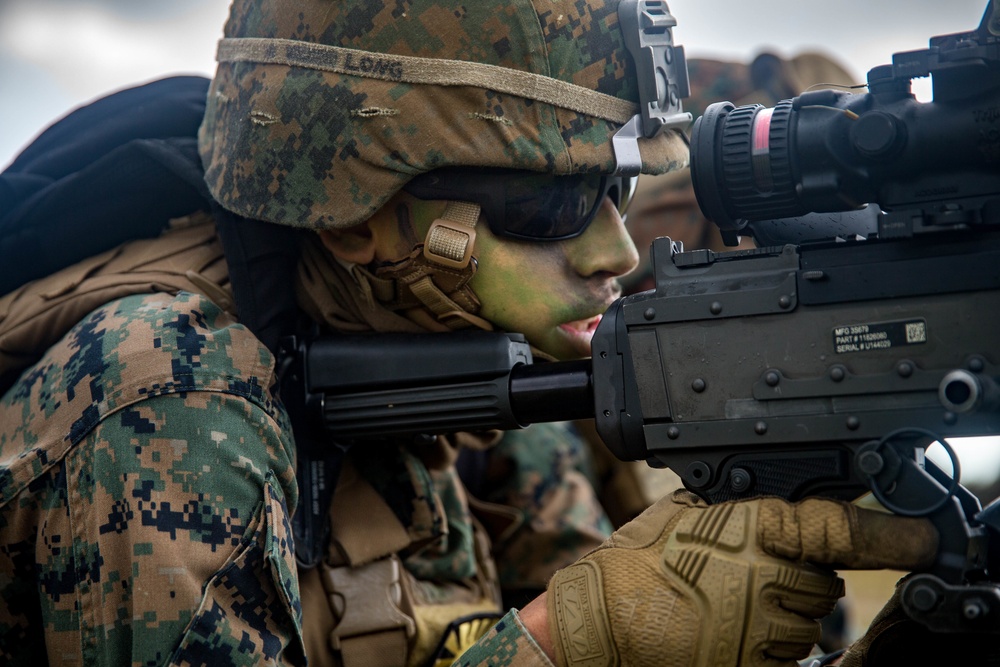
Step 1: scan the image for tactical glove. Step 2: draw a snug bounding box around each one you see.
[839,575,1000,666]
[546,490,938,667]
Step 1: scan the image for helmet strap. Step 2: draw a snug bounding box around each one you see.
[359,201,493,331]
[423,201,480,269]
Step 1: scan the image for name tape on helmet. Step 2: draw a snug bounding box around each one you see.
[217,37,639,125]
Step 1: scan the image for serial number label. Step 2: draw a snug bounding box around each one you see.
[833,319,927,354]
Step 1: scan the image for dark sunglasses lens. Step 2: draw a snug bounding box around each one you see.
[501,174,605,239]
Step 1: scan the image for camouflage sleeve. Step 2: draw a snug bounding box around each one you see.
[0,291,304,666]
[81,392,303,666]
[480,423,613,594]
[456,609,555,667]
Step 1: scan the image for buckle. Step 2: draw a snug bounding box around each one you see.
[424,218,477,270]
[325,557,416,651]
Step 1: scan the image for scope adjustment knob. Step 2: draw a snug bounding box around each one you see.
[851,111,904,160]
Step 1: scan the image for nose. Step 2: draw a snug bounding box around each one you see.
[564,196,639,278]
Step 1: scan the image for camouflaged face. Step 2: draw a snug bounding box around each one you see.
[199,0,689,230]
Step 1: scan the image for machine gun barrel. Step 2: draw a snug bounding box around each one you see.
[288,331,593,441]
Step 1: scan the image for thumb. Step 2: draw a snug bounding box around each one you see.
[757,497,939,570]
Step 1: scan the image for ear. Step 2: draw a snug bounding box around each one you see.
[318,223,377,265]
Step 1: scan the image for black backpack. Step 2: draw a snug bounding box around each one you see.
[0,75,301,353]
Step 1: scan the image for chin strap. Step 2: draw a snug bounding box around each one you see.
[358,201,495,331]
[423,201,480,269]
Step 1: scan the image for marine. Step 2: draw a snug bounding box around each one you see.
[0,1,962,666]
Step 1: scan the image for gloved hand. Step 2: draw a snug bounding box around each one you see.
[839,575,1000,666]
[545,490,938,667]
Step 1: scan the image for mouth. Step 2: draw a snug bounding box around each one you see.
[559,314,602,335]
[557,314,603,356]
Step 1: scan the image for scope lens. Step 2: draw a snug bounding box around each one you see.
[691,101,802,233]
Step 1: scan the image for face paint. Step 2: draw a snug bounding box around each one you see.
[468,196,638,360]
[365,193,638,360]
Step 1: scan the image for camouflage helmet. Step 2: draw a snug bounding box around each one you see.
[198,0,690,230]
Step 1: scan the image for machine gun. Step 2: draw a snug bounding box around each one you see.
[282,2,1000,633]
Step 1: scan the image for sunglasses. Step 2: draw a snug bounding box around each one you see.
[402,168,637,241]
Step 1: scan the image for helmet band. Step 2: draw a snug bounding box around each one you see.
[216,37,638,124]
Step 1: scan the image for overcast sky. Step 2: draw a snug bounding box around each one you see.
[1,0,989,169]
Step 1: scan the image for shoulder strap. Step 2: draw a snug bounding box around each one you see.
[211,205,304,353]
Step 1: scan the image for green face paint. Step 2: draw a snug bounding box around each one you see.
[461,198,638,360]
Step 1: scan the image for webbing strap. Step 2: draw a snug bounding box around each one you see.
[423,201,480,270]
[437,201,480,228]
[362,271,397,305]
[409,276,467,319]
[216,37,637,124]
[409,277,494,331]
[347,201,490,330]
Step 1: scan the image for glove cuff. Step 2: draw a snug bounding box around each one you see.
[546,561,619,667]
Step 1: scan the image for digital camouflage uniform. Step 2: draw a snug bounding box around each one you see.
[0,223,302,665]
[0,290,301,664]
[0,1,689,666]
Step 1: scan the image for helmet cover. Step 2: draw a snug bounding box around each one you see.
[199,0,690,229]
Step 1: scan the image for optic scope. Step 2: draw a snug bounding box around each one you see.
[689,4,1000,246]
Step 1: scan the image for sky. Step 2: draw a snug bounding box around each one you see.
[1,0,990,169]
[2,0,997,483]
